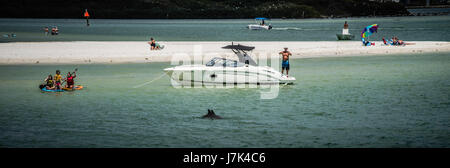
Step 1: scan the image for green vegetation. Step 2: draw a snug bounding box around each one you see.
[0,0,409,19]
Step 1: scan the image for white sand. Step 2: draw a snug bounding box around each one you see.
[0,41,449,64]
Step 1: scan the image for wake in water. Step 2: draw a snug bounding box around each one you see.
[272,27,302,31]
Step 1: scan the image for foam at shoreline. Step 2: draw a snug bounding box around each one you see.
[0,41,449,64]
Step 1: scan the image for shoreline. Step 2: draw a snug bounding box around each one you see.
[0,41,449,65]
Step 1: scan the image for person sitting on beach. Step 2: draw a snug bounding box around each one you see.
[148,37,157,50]
[54,70,62,90]
[64,71,76,89]
[394,36,405,45]
[279,47,292,77]
[392,36,399,45]
[44,75,55,90]
[362,38,370,46]
[382,37,389,45]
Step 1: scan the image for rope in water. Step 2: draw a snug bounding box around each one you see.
[133,72,168,88]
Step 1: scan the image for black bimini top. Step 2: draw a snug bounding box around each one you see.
[222,44,255,51]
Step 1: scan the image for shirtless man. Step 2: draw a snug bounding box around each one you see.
[279,47,292,77]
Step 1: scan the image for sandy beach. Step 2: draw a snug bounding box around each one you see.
[0,41,449,64]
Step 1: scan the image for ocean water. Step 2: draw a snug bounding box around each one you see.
[0,53,449,147]
[1,15,450,42]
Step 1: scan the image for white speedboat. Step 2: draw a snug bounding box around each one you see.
[164,44,295,86]
[247,18,272,30]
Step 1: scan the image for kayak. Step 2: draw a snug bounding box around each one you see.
[62,85,83,91]
[40,85,83,92]
[41,87,64,92]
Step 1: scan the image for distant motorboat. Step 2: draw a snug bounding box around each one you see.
[247,18,272,30]
[337,21,355,40]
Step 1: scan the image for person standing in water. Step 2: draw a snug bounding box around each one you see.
[54,26,59,35]
[279,47,292,77]
[51,26,56,35]
[43,27,49,36]
[84,9,90,26]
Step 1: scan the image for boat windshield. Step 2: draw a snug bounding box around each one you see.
[206,58,245,67]
[224,59,245,67]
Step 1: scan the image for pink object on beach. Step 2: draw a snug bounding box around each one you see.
[371,42,375,46]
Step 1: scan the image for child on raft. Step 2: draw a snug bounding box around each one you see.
[44,75,55,90]
[64,71,76,89]
[54,70,62,90]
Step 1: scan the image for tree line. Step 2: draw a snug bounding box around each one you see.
[0,0,409,19]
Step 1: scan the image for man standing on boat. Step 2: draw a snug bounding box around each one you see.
[279,47,291,77]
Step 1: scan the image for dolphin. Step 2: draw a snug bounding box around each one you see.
[201,109,223,120]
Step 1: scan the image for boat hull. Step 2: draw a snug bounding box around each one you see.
[336,34,355,40]
[247,24,272,30]
[164,66,295,86]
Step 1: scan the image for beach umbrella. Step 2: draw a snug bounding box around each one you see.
[361,24,378,40]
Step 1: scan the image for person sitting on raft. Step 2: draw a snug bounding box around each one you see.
[54,70,62,90]
[44,75,55,90]
[64,71,76,89]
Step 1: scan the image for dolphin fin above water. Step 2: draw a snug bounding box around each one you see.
[201,109,223,120]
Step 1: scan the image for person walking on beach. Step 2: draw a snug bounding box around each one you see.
[279,47,292,77]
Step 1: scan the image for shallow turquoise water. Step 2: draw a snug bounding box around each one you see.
[0,53,449,147]
[1,16,450,42]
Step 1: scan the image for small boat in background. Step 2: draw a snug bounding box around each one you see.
[247,18,272,30]
[336,21,354,40]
